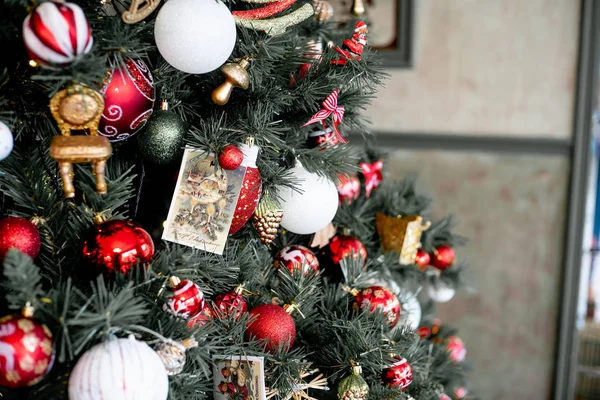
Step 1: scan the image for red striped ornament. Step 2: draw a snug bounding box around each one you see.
[22,1,93,66]
[229,143,262,234]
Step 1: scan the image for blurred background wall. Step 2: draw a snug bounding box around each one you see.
[367,1,581,398]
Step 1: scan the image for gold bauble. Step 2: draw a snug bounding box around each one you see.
[337,364,369,400]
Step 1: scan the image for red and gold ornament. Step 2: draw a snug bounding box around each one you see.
[446,336,466,363]
[218,144,244,170]
[337,174,360,204]
[329,235,367,265]
[245,304,296,353]
[273,245,319,275]
[353,286,400,327]
[0,307,54,388]
[414,248,431,271]
[98,58,155,142]
[82,219,154,274]
[229,139,262,234]
[22,0,93,66]
[164,277,206,319]
[381,357,413,390]
[213,286,248,320]
[360,160,383,197]
[0,216,41,261]
[431,245,455,270]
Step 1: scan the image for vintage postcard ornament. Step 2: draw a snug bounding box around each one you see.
[212,355,266,400]
[162,149,245,254]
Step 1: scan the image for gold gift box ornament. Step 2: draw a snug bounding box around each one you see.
[49,85,112,198]
[376,213,431,265]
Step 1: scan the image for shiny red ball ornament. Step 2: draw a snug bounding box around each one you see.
[381,357,413,390]
[414,248,431,271]
[245,304,296,353]
[82,219,154,274]
[0,217,41,261]
[273,245,319,275]
[417,326,431,339]
[337,174,360,204]
[218,145,244,170]
[230,143,262,234]
[446,336,466,363]
[164,277,206,319]
[98,58,155,142]
[353,286,400,327]
[431,245,455,270]
[213,288,248,320]
[0,314,54,388]
[329,235,367,265]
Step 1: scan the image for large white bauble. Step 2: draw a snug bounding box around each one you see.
[427,278,456,303]
[68,335,169,400]
[280,163,338,234]
[0,121,13,161]
[398,292,422,330]
[154,0,236,74]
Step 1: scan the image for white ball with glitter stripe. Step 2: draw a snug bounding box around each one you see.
[68,335,169,400]
[22,0,93,66]
[0,121,13,161]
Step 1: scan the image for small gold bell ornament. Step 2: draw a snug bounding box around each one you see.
[337,360,369,400]
[212,57,251,106]
[49,85,112,198]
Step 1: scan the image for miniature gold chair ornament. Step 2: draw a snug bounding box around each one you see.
[49,85,113,198]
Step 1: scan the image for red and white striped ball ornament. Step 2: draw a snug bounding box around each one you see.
[68,335,168,400]
[22,1,93,66]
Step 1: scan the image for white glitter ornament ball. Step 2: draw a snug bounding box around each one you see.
[0,121,13,161]
[280,162,338,235]
[154,0,236,74]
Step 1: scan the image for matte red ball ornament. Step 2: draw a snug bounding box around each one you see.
[431,245,455,270]
[414,248,431,270]
[337,174,360,204]
[381,357,413,390]
[218,145,244,170]
[0,217,41,261]
[82,219,154,274]
[446,336,466,363]
[353,286,400,327]
[273,245,319,275]
[22,1,93,66]
[164,277,206,319]
[245,304,296,353]
[229,142,262,233]
[0,313,54,388]
[98,58,155,142]
[213,287,248,320]
[329,235,367,265]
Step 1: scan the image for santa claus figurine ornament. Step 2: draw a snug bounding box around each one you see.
[332,20,368,66]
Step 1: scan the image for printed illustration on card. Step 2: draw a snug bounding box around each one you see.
[162,149,245,254]
[213,355,266,400]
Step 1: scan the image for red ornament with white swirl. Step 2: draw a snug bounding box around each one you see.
[337,174,360,204]
[273,245,319,275]
[0,312,54,388]
[163,277,206,319]
[381,357,413,390]
[229,140,262,234]
[98,58,155,142]
[353,286,400,327]
[22,0,93,66]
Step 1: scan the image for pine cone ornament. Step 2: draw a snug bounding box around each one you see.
[154,337,198,375]
[253,190,283,245]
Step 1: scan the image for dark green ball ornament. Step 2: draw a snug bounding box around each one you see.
[137,101,186,165]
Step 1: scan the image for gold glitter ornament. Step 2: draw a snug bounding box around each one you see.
[313,0,334,22]
[337,362,369,400]
[154,337,198,375]
[212,58,251,106]
[253,190,283,245]
[375,214,431,265]
[234,3,314,35]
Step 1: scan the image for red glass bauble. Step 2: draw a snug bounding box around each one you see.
[0,314,54,388]
[337,174,360,204]
[164,277,205,319]
[273,245,319,275]
[446,336,466,363]
[213,289,248,320]
[414,248,431,270]
[98,58,155,142]
[431,245,455,270]
[0,217,41,261]
[381,357,413,390]
[307,128,339,149]
[218,145,244,170]
[82,219,154,274]
[329,235,367,265]
[353,286,400,327]
[417,326,431,339]
[230,144,262,234]
[245,304,296,353]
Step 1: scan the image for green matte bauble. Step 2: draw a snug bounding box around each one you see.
[338,365,369,400]
[136,109,186,165]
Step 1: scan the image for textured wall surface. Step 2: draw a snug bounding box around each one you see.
[386,150,570,399]
[367,0,580,138]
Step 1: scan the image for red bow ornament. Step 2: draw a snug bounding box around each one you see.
[360,160,383,197]
[302,90,347,144]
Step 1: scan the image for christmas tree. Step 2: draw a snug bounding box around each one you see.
[0,0,471,399]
